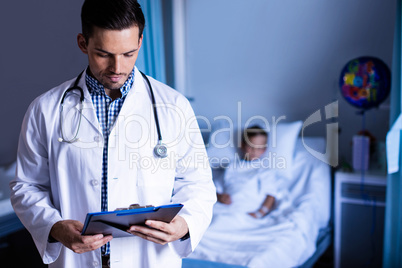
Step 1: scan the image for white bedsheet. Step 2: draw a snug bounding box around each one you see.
[188,138,331,268]
[217,160,278,214]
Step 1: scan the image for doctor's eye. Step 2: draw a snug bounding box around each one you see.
[124,53,134,58]
[97,53,109,58]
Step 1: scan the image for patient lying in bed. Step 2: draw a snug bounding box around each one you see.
[188,126,325,268]
[216,126,277,219]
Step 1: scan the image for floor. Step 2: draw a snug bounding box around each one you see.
[0,228,336,268]
[314,245,334,268]
[0,229,47,268]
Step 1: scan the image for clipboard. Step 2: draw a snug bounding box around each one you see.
[81,203,183,238]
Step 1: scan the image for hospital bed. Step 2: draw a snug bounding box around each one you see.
[0,162,47,268]
[0,162,24,238]
[183,121,333,268]
[0,123,333,267]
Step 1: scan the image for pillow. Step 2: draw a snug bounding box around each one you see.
[206,121,302,178]
[206,120,238,167]
[265,121,302,178]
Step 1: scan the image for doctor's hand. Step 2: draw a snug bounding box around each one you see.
[127,215,189,245]
[50,220,113,254]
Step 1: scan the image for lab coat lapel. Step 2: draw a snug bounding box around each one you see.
[116,68,154,140]
[119,68,152,114]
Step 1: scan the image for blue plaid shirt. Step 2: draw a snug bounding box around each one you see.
[85,67,135,255]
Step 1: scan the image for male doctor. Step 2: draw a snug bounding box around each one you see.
[9,0,216,267]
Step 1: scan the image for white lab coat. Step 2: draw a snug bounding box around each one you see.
[10,67,216,268]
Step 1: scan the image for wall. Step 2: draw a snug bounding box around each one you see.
[0,0,86,165]
[0,1,397,167]
[0,0,173,166]
[185,0,396,165]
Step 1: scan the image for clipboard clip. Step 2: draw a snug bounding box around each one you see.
[114,204,154,211]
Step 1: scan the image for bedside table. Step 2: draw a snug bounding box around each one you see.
[334,170,387,268]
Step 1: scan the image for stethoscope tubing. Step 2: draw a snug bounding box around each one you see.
[59,69,167,157]
[139,71,163,142]
[59,71,85,143]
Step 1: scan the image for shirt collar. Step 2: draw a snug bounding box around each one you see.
[85,67,135,98]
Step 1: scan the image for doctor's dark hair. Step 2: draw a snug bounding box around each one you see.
[81,0,145,42]
[241,125,268,147]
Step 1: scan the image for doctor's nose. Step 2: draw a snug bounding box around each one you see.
[109,56,122,74]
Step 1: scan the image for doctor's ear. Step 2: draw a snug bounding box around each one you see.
[77,34,88,54]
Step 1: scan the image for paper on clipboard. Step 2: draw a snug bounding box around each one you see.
[81,203,183,238]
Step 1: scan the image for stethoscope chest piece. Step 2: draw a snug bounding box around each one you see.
[154,141,168,158]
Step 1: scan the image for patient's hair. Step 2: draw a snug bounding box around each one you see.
[241,125,268,146]
[81,0,145,42]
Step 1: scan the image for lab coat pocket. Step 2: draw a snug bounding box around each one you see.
[135,156,176,204]
[136,185,174,205]
[136,155,176,187]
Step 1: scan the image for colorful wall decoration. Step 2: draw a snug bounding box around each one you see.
[339,57,391,110]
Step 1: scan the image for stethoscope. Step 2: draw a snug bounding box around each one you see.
[58,70,168,158]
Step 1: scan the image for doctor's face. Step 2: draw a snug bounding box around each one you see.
[77,25,143,91]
